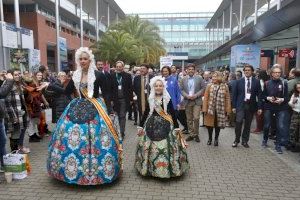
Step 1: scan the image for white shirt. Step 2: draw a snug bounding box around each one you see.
[244,76,252,101]
[188,76,195,96]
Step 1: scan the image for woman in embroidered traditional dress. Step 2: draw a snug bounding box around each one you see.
[135,76,189,178]
[46,47,122,185]
[202,71,231,146]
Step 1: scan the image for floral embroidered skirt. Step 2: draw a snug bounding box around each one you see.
[47,98,122,185]
[135,130,189,178]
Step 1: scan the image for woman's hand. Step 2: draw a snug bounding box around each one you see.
[43,101,50,108]
[137,127,144,136]
[5,73,13,80]
[13,118,19,124]
[174,128,181,134]
[37,82,49,91]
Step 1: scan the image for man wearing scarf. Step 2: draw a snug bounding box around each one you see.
[133,64,154,126]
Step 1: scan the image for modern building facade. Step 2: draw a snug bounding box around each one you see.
[198,0,300,74]
[0,0,125,72]
[137,12,214,66]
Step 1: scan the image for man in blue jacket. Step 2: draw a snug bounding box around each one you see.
[232,65,262,148]
[262,65,289,154]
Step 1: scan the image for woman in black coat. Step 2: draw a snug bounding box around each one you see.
[46,72,75,123]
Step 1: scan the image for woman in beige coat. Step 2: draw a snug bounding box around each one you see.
[202,71,231,146]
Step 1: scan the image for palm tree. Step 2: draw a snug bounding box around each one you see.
[93,15,166,65]
[93,30,143,64]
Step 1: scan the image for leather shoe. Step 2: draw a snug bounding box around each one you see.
[194,136,200,143]
[214,140,218,146]
[232,142,238,147]
[185,136,194,141]
[291,146,300,152]
[207,140,212,145]
[29,136,40,143]
[242,142,249,148]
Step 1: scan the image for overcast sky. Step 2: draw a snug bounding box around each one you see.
[114,0,223,14]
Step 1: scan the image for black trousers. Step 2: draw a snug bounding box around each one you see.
[207,127,220,140]
[207,114,220,140]
[177,110,188,131]
[128,102,133,118]
[128,101,138,119]
[133,101,138,123]
[234,104,255,143]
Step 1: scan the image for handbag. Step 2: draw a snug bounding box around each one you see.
[3,150,29,180]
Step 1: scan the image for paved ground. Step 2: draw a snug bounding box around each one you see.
[1,116,300,200]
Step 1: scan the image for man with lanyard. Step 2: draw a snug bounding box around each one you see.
[180,64,205,142]
[232,65,262,148]
[111,61,133,139]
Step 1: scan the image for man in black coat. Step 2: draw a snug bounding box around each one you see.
[111,61,133,138]
[133,64,154,126]
[96,61,114,114]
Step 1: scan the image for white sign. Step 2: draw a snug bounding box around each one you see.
[170,56,188,60]
[230,44,261,69]
[29,49,40,73]
[0,22,34,49]
[1,21,18,48]
[21,28,34,49]
[160,56,173,69]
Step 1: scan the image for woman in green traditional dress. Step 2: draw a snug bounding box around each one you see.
[135,76,189,178]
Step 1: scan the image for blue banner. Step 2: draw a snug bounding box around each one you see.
[230,44,261,69]
[59,37,68,70]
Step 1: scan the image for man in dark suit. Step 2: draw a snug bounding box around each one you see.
[133,64,154,126]
[96,60,113,113]
[111,61,133,138]
[232,65,262,148]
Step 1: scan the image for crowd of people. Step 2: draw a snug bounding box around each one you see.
[1,46,300,185]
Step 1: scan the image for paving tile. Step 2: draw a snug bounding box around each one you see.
[0,118,300,200]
